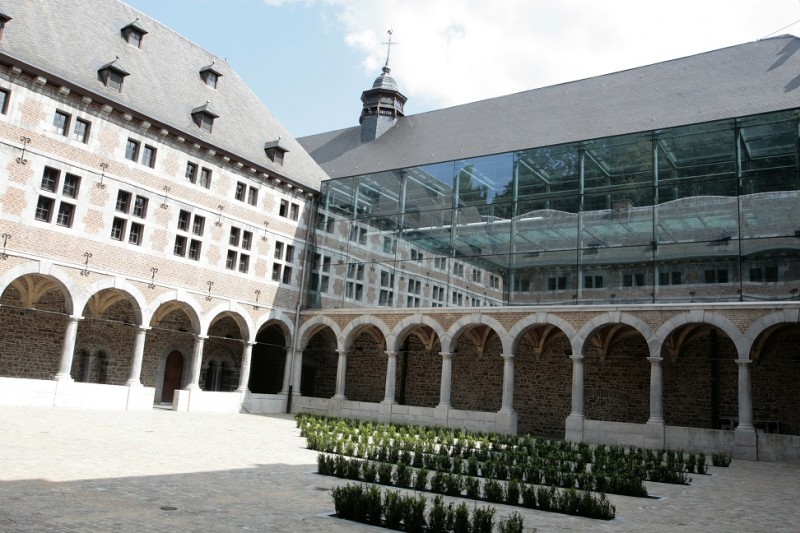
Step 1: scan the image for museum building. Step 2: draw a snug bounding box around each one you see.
[0,0,798,461]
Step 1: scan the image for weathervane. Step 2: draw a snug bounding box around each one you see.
[382,29,397,69]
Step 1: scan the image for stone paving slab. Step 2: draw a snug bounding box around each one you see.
[0,406,798,532]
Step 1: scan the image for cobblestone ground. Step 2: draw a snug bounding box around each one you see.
[0,406,798,532]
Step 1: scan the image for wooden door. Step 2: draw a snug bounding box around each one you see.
[161,350,183,403]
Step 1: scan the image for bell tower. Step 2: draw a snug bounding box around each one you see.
[360,30,407,143]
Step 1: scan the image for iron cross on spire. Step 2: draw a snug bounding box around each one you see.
[382,29,397,69]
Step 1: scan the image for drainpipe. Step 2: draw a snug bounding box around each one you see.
[287,194,318,414]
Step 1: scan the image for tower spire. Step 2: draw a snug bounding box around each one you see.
[382,29,397,71]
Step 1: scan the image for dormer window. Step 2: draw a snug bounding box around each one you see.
[98,59,130,92]
[264,138,289,167]
[0,10,12,40]
[121,19,148,49]
[200,63,222,89]
[191,102,218,133]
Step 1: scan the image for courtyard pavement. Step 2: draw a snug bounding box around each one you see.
[0,405,798,532]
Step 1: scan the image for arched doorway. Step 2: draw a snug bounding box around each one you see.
[161,350,183,402]
[249,324,286,393]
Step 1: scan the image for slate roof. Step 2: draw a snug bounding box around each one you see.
[0,0,328,191]
[299,35,800,179]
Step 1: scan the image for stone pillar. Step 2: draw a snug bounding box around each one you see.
[332,350,347,400]
[500,353,515,412]
[186,335,206,390]
[55,315,82,381]
[437,352,453,408]
[281,346,293,394]
[126,326,149,386]
[647,356,664,422]
[569,355,584,417]
[291,349,304,393]
[383,351,397,404]
[736,359,754,429]
[237,342,255,392]
[565,354,585,442]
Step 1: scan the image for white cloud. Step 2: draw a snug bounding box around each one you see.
[267,0,800,113]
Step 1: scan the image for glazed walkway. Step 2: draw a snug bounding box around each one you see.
[0,406,798,532]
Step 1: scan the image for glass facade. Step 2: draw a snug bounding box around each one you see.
[308,110,800,308]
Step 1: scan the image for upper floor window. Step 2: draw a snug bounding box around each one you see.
[53,110,70,136]
[121,19,148,48]
[98,60,129,92]
[72,118,90,143]
[111,189,148,245]
[35,167,80,229]
[125,139,140,161]
[200,64,222,89]
[199,167,212,188]
[191,103,218,133]
[279,199,299,221]
[174,209,204,261]
[141,145,156,168]
[264,139,288,166]
[185,162,197,183]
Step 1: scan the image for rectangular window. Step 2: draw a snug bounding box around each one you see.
[41,167,59,192]
[203,71,218,89]
[111,217,126,240]
[107,70,124,92]
[242,231,252,251]
[142,145,156,168]
[274,241,284,260]
[282,266,292,284]
[247,186,258,206]
[128,222,143,245]
[72,118,90,142]
[53,110,70,135]
[185,162,197,183]
[174,235,187,256]
[55,202,75,227]
[584,275,603,289]
[285,244,295,263]
[0,88,8,114]
[765,266,779,282]
[279,199,288,217]
[132,196,148,218]
[229,227,240,246]
[235,182,246,201]
[199,167,212,188]
[125,139,139,161]
[192,215,205,236]
[188,239,201,261]
[238,254,250,273]
[383,237,395,254]
[272,263,281,282]
[116,191,131,213]
[62,174,80,199]
[35,197,54,222]
[290,203,299,221]
[178,210,190,231]
[226,250,237,270]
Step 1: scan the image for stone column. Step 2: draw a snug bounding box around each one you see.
[55,315,82,381]
[736,359,754,429]
[281,346,293,394]
[237,342,255,392]
[437,352,453,408]
[500,353,515,412]
[186,335,206,390]
[126,326,149,386]
[382,351,398,404]
[332,350,347,400]
[291,349,304,393]
[647,356,664,422]
[569,354,585,417]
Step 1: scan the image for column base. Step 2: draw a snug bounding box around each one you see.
[644,419,665,449]
[565,413,585,442]
[495,409,517,435]
[126,379,142,387]
[733,426,758,460]
[54,373,73,382]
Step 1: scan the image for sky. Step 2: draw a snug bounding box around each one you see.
[123,0,800,138]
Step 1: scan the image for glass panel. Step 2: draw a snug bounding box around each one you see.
[581,187,653,248]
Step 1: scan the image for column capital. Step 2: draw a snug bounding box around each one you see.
[385,350,398,358]
[736,359,753,366]
[501,353,515,360]
[647,356,663,364]
[195,334,208,341]
[440,352,453,359]
[67,314,83,323]
[136,325,151,333]
[570,354,584,362]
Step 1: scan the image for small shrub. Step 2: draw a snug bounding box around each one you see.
[383,490,405,530]
[697,453,708,474]
[537,486,556,511]
[331,483,363,520]
[430,470,447,494]
[414,468,429,491]
[317,454,331,475]
[467,455,479,476]
[334,455,348,478]
[685,453,696,474]
[471,505,496,533]
[362,462,377,483]
[498,511,525,533]
[452,502,470,533]
[465,476,480,499]
[378,462,393,484]
[483,478,504,503]
[505,479,521,505]
[363,485,383,525]
[395,462,412,488]
[444,473,464,496]
[428,495,453,532]
[712,452,731,467]
[403,494,428,533]
[346,459,362,480]
[521,484,537,508]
